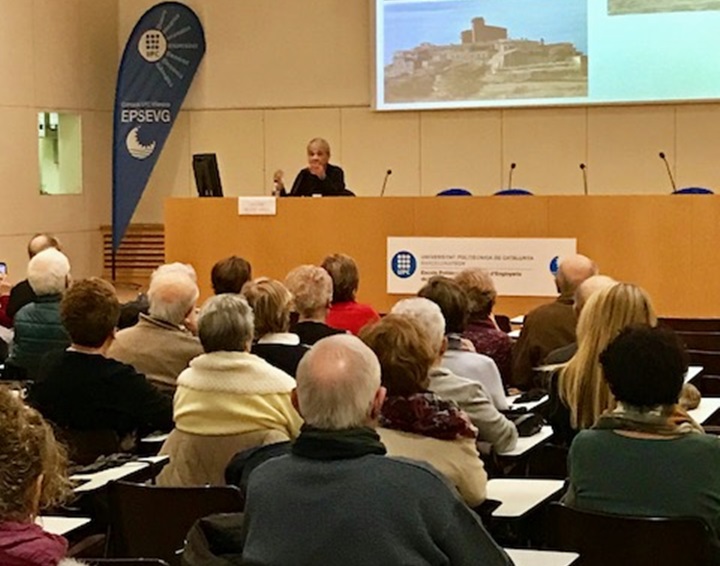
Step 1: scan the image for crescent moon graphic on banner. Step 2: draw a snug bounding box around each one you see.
[126,127,156,160]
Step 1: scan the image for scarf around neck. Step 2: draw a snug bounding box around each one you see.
[594,402,704,436]
[292,426,387,461]
[0,521,68,566]
[380,392,477,441]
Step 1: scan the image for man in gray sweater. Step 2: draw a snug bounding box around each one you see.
[241,335,513,566]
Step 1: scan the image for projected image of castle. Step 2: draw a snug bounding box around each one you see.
[609,0,720,15]
[384,16,588,104]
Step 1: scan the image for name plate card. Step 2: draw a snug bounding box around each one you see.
[238,197,277,216]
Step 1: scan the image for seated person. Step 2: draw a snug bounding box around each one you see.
[0,387,83,566]
[108,264,203,391]
[158,294,302,486]
[565,325,720,550]
[243,278,309,377]
[29,278,173,448]
[241,335,512,566]
[390,298,518,454]
[455,268,514,385]
[6,248,71,381]
[360,315,487,506]
[322,253,380,335]
[211,255,252,295]
[274,137,348,197]
[285,264,345,345]
[546,283,657,447]
[419,276,508,410]
[512,254,598,390]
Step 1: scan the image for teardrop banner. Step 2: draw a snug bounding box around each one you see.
[112,2,205,251]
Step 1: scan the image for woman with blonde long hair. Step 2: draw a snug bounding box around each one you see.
[547,282,657,445]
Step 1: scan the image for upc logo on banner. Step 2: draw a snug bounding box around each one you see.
[391,251,417,279]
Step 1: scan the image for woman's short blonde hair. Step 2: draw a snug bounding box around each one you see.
[0,388,71,521]
[242,278,293,337]
[559,282,657,430]
[285,265,333,318]
[359,314,435,397]
[454,268,497,319]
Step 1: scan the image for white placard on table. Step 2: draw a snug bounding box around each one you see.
[497,426,554,458]
[238,197,277,216]
[387,237,576,296]
[71,455,169,493]
[505,548,579,566]
[487,478,565,518]
[36,516,91,536]
[688,397,720,425]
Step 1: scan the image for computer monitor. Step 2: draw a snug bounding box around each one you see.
[192,153,223,197]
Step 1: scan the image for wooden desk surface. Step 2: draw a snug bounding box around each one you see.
[165,195,720,317]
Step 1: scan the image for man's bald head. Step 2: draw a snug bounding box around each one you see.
[295,335,383,430]
[27,233,61,259]
[556,254,598,295]
[574,274,616,314]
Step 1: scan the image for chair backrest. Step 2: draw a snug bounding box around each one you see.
[547,502,713,566]
[659,318,720,333]
[87,560,170,565]
[676,332,720,352]
[436,188,472,196]
[687,351,720,376]
[494,188,533,196]
[107,481,245,566]
[672,187,714,195]
[494,314,512,333]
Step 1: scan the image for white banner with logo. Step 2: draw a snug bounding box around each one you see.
[387,237,577,296]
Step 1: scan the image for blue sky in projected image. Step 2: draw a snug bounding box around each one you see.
[383,0,588,66]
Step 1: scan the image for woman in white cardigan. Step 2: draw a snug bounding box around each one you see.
[158,294,303,486]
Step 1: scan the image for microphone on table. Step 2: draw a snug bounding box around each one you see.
[508,162,517,190]
[380,169,393,197]
[659,151,677,193]
[580,163,588,195]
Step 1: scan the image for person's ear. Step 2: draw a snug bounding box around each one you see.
[369,386,387,420]
[291,388,302,416]
[440,336,449,356]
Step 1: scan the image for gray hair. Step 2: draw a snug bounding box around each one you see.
[285,265,333,318]
[296,335,381,430]
[27,248,70,296]
[390,297,445,354]
[152,262,198,283]
[147,271,199,325]
[198,294,254,353]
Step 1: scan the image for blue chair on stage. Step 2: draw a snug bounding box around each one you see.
[437,188,473,196]
[494,188,533,196]
[672,187,714,195]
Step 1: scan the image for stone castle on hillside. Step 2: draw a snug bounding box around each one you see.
[385,16,588,103]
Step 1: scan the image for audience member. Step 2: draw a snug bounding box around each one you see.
[322,253,380,335]
[390,298,518,454]
[241,335,511,566]
[360,315,487,506]
[565,325,720,552]
[0,388,85,566]
[455,268,514,384]
[29,278,173,448]
[6,233,62,321]
[512,254,598,390]
[546,283,657,446]
[544,274,617,365]
[274,137,349,197]
[285,264,345,345]
[419,276,508,410]
[158,294,302,486]
[211,255,252,295]
[243,278,309,377]
[108,266,203,391]
[6,248,71,380]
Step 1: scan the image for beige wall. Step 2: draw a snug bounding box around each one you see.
[118,0,720,226]
[0,0,117,280]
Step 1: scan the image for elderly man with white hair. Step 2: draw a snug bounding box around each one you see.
[109,264,203,391]
[512,253,598,390]
[6,248,71,380]
[240,334,512,566]
[391,297,518,454]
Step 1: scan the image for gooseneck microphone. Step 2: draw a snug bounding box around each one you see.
[380,169,393,197]
[659,151,677,193]
[580,163,588,196]
[508,162,517,190]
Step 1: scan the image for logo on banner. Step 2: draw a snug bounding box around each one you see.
[391,251,417,278]
[549,256,560,275]
[126,127,156,160]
